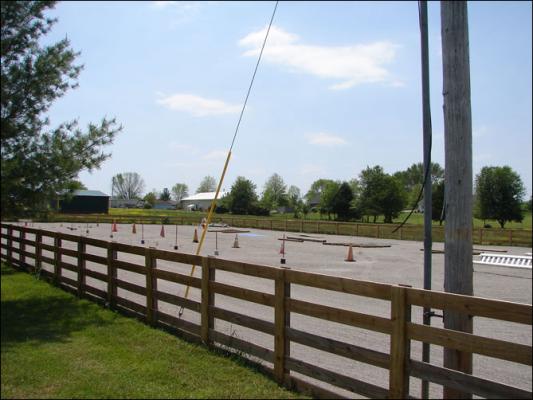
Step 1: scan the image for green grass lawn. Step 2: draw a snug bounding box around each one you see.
[1,263,306,399]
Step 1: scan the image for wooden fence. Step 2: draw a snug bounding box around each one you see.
[36,213,532,247]
[1,223,531,399]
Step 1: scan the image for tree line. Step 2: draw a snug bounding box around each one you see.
[110,163,529,228]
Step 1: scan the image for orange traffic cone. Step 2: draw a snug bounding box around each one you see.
[112,220,118,232]
[232,234,240,248]
[160,224,165,238]
[345,244,355,262]
[132,223,136,234]
[193,228,199,243]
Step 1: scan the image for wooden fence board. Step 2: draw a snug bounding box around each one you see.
[157,310,201,336]
[211,329,275,363]
[210,281,275,307]
[286,327,390,369]
[112,259,146,275]
[115,296,147,315]
[58,247,79,258]
[406,288,532,325]
[59,261,78,273]
[156,290,201,313]
[154,268,201,288]
[83,253,107,265]
[407,323,532,365]
[211,306,275,335]
[212,258,278,279]
[288,298,392,334]
[286,269,391,300]
[286,357,389,399]
[115,278,146,296]
[410,359,532,399]
[152,249,202,266]
[84,268,108,282]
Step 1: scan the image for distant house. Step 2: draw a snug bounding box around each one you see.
[55,190,110,214]
[307,194,321,209]
[181,191,225,211]
[153,200,177,210]
[110,197,145,209]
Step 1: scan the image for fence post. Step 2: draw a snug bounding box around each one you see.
[7,226,13,264]
[479,228,483,245]
[509,229,513,246]
[201,256,216,344]
[35,231,42,273]
[145,247,158,326]
[20,228,26,268]
[274,266,291,384]
[317,221,320,234]
[336,222,339,235]
[389,285,411,398]
[77,237,86,297]
[300,220,303,232]
[54,233,62,285]
[399,226,403,241]
[107,242,118,308]
[377,225,380,239]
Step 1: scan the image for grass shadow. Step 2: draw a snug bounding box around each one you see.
[1,271,112,350]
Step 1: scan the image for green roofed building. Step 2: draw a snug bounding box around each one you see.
[55,190,110,214]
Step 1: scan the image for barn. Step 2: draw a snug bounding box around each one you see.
[56,190,110,214]
[180,191,223,211]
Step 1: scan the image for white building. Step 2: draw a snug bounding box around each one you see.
[180,191,226,211]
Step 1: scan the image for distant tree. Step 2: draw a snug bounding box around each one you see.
[358,166,406,223]
[287,185,302,217]
[1,1,121,216]
[474,166,525,228]
[171,183,188,202]
[320,181,341,220]
[228,176,258,215]
[305,179,336,217]
[331,182,354,220]
[394,162,444,209]
[358,166,386,222]
[143,191,157,207]
[527,196,532,212]
[159,188,171,201]
[111,172,145,199]
[431,181,445,225]
[196,176,216,193]
[261,173,288,210]
[65,180,87,191]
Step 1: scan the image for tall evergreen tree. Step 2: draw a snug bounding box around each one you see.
[1,1,121,216]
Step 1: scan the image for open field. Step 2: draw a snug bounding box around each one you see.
[3,221,531,398]
[1,262,305,399]
[105,208,532,230]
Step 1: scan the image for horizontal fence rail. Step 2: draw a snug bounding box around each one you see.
[16,213,532,247]
[1,223,531,399]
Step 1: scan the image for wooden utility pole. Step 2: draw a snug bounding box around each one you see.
[419,1,433,398]
[441,2,473,398]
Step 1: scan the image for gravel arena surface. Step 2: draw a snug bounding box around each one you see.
[6,222,532,398]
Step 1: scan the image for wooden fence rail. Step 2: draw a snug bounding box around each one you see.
[1,223,531,399]
[19,214,532,247]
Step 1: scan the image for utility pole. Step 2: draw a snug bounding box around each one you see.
[441,2,473,399]
[419,1,433,398]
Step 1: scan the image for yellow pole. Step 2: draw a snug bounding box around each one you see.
[180,151,232,311]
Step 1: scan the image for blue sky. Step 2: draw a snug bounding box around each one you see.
[43,1,532,199]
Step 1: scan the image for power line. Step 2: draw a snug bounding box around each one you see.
[230,1,279,152]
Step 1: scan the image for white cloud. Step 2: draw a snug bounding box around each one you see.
[157,93,241,117]
[307,132,347,146]
[239,25,401,90]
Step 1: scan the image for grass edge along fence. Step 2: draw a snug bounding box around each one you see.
[40,213,532,247]
[1,223,532,399]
